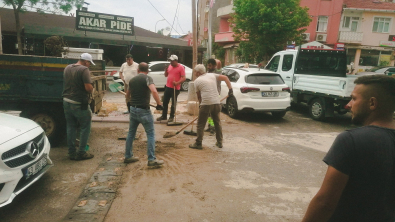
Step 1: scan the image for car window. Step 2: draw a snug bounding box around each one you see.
[388,68,395,72]
[246,74,284,85]
[281,55,293,71]
[150,63,167,72]
[265,56,280,72]
[226,70,240,82]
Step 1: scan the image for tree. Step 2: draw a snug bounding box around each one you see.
[2,0,83,55]
[44,35,67,57]
[231,0,311,63]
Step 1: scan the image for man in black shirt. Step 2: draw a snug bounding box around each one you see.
[124,63,164,167]
[303,75,395,221]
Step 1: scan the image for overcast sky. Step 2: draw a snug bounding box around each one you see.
[87,0,192,35]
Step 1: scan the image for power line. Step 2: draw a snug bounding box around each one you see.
[170,0,180,36]
[146,0,181,35]
[176,4,185,34]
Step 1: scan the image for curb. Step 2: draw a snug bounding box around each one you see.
[62,154,124,222]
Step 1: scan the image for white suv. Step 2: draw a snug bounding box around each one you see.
[220,68,291,119]
[0,113,53,207]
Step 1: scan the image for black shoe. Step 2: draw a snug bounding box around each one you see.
[168,117,174,122]
[216,142,223,148]
[157,116,167,121]
[74,152,94,161]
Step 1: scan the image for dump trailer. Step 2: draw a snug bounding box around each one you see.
[0,54,106,146]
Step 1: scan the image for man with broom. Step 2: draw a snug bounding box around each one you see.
[124,63,164,167]
[189,64,233,149]
[156,55,186,123]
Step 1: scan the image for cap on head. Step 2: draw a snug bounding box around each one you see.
[80,53,95,66]
[168,55,178,61]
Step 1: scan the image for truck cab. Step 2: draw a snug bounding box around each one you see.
[264,48,357,121]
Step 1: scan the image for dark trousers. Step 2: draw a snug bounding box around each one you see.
[161,86,180,119]
[196,104,223,145]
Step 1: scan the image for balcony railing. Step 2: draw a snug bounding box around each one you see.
[339,31,363,43]
[217,5,234,18]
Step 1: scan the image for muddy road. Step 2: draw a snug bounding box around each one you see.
[0,90,353,222]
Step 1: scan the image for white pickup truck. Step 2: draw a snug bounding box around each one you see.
[265,48,358,120]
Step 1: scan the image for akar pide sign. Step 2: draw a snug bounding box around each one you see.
[75,10,134,35]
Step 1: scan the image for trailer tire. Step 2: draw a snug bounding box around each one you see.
[309,98,326,121]
[21,108,66,147]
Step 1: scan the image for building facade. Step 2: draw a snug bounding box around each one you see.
[340,0,395,73]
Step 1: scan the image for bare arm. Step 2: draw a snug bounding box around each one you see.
[148,84,162,106]
[174,76,186,86]
[119,71,124,81]
[302,166,349,222]
[196,91,202,104]
[217,75,232,90]
[84,83,93,93]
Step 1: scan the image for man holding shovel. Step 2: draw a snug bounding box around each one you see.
[189,64,233,149]
[124,63,164,166]
[156,55,186,123]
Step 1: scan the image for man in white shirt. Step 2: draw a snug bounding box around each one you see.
[189,64,233,150]
[119,54,139,113]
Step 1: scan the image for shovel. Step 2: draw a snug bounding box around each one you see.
[109,82,124,93]
[163,95,228,138]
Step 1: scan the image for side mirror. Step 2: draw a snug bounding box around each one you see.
[384,70,389,75]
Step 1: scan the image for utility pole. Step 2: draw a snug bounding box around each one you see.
[192,0,198,80]
[0,16,3,54]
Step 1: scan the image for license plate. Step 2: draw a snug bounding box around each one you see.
[23,156,47,180]
[262,91,279,97]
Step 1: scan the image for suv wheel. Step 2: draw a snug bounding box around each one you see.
[181,80,190,91]
[227,97,239,118]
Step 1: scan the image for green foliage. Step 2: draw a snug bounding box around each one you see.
[212,41,225,64]
[231,0,311,62]
[379,60,390,67]
[3,0,83,54]
[44,36,68,57]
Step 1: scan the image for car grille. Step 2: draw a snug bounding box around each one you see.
[1,132,45,168]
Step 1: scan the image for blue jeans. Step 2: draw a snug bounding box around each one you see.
[125,107,156,161]
[63,101,92,155]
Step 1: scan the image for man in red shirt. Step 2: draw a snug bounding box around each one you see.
[157,55,186,122]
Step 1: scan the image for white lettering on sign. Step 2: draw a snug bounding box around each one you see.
[79,17,86,25]
[117,17,133,22]
[98,15,114,20]
[127,23,132,30]
[78,12,95,17]
[121,22,126,30]
[100,20,106,28]
[111,21,117,29]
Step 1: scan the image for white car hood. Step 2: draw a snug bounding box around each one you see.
[0,113,39,145]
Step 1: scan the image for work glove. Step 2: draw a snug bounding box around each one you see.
[156,104,164,110]
[228,88,233,97]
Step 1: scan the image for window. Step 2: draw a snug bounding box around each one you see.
[372,17,391,33]
[295,50,347,77]
[317,16,328,32]
[223,69,240,82]
[150,63,167,72]
[265,55,280,72]
[281,55,293,71]
[245,74,284,85]
[342,16,360,32]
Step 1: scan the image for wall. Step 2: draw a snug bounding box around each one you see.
[300,0,344,46]
[360,11,395,46]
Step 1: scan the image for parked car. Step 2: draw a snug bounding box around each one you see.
[0,113,53,207]
[219,68,291,119]
[223,63,259,69]
[357,66,395,76]
[113,61,193,91]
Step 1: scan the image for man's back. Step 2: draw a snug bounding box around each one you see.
[129,74,153,107]
[194,73,220,105]
[324,125,395,221]
[63,64,91,103]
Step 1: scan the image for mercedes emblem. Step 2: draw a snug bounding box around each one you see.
[26,141,40,159]
[270,87,273,91]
